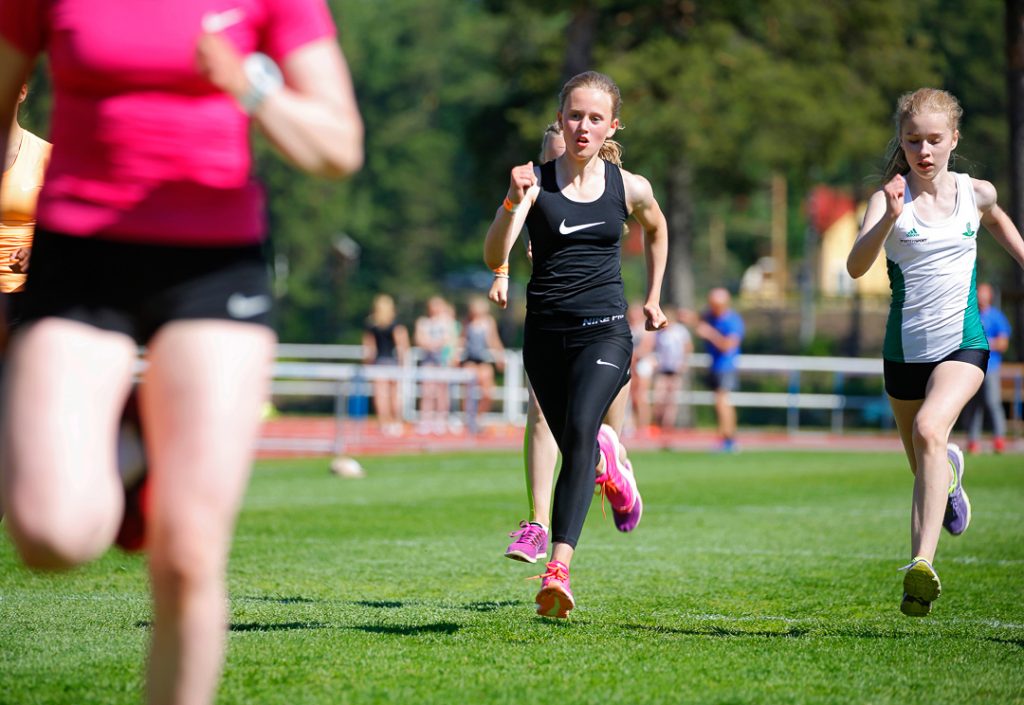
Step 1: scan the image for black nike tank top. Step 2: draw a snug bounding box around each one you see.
[524,159,629,321]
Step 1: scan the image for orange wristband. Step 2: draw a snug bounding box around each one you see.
[492,263,509,277]
[502,197,520,213]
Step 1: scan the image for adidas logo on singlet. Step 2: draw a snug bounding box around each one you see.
[962,222,976,238]
[906,228,920,238]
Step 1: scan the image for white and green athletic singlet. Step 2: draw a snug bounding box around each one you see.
[883,172,988,363]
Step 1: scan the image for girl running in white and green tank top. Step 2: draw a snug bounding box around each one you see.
[883,170,987,363]
[848,88,1024,620]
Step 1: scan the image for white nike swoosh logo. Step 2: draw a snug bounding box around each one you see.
[202,8,246,33]
[227,293,271,319]
[559,219,605,235]
[596,359,620,369]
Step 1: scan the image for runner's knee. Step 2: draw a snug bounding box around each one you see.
[7,496,118,569]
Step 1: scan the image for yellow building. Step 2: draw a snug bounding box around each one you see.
[811,186,888,297]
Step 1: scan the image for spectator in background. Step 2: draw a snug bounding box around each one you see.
[415,295,458,433]
[460,295,505,429]
[694,287,744,452]
[963,282,1011,454]
[651,306,693,431]
[363,293,409,436]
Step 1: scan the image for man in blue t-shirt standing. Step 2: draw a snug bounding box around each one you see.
[964,282,1011,454]
[695,287,744,452]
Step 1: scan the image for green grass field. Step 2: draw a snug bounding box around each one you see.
[2,449,1023,704]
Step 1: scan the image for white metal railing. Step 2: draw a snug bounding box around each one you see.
[258,345,1024,454]
[265,345,889,435]
[122,343,906,455]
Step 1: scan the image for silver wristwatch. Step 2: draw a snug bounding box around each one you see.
[239,52,283,115]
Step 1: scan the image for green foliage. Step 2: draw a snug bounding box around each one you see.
[16,1,1013,342]
[919,0,1006,186]
[261,0,516,341]
[598,0,943,300]
[912,0,1009,285]
[2,451,1024,703]
[18,64,52,138]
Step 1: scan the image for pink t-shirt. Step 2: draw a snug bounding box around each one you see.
[0,0,335,245]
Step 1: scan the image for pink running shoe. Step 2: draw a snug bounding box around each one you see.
[595,424,643,532]
[115,389,148,553]
[505,521,548,563]
[115,475,149,553]
[532,560,575,618]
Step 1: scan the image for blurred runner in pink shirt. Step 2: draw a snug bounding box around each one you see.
[0,2,362,703]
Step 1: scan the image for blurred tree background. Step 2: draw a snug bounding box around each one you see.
[17,0,1011,347]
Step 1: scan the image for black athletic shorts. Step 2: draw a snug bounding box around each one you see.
[5,291,25,329]
[707,369,739,392]
[884,348,989,401]
[21,228,273,345]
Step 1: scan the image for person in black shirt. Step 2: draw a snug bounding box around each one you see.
[363,293,409,436]
[484,71,669,619]
[493,123,635,568]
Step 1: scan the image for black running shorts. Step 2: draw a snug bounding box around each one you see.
[884,348,989,401]
[21,228,273,345]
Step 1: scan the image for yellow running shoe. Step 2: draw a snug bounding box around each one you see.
[900,556,941,617]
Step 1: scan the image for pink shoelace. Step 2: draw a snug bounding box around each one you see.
[596,463,633,515]
[510,522,545,547]
[528,561,569,584]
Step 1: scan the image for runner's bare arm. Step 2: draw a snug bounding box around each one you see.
[623,170,668,331]
[849,176,904,278]
[197,36,363,178]
[485,162,539,270]
[975,178,1024,270]
[488,275,509,309]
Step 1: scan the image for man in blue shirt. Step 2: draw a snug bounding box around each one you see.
[695,287,744,451]
[964,282,1011,453]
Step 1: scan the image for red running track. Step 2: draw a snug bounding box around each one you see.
[253,417,968,459]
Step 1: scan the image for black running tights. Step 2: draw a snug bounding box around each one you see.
[522,318,632,548]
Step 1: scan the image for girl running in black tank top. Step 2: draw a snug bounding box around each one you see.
[484,71,669,619]
[496,123,637,568]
